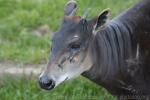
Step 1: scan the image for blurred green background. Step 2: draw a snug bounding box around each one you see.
[0,0,137,100]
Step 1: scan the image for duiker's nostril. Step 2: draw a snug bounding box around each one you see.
[39,76,55,90]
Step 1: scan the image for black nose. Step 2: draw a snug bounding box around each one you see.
[39,75,55,90]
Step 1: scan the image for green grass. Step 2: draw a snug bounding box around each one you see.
[0,0,137,64]
[0,0,138,100]
[0,75,116,100]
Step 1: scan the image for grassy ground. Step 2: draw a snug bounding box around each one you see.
[0,0,137,100]
[0,75,116,100]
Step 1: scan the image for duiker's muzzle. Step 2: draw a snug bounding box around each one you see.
[39,75,55,90]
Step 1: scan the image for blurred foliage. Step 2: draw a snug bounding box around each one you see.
[0,0,137,64]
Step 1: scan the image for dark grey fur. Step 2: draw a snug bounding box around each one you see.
[83,0,150,98]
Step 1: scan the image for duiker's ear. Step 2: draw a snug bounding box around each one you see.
[93,9,111,31]
[64,0,77,16]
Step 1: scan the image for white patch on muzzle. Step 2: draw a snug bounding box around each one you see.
[52,73,68,87]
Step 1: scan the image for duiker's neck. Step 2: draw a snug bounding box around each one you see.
[82,19,133,84]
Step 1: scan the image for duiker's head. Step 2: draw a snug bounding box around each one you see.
[39,0,110,90]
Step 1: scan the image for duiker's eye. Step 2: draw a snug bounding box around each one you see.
[70,43,80,50]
